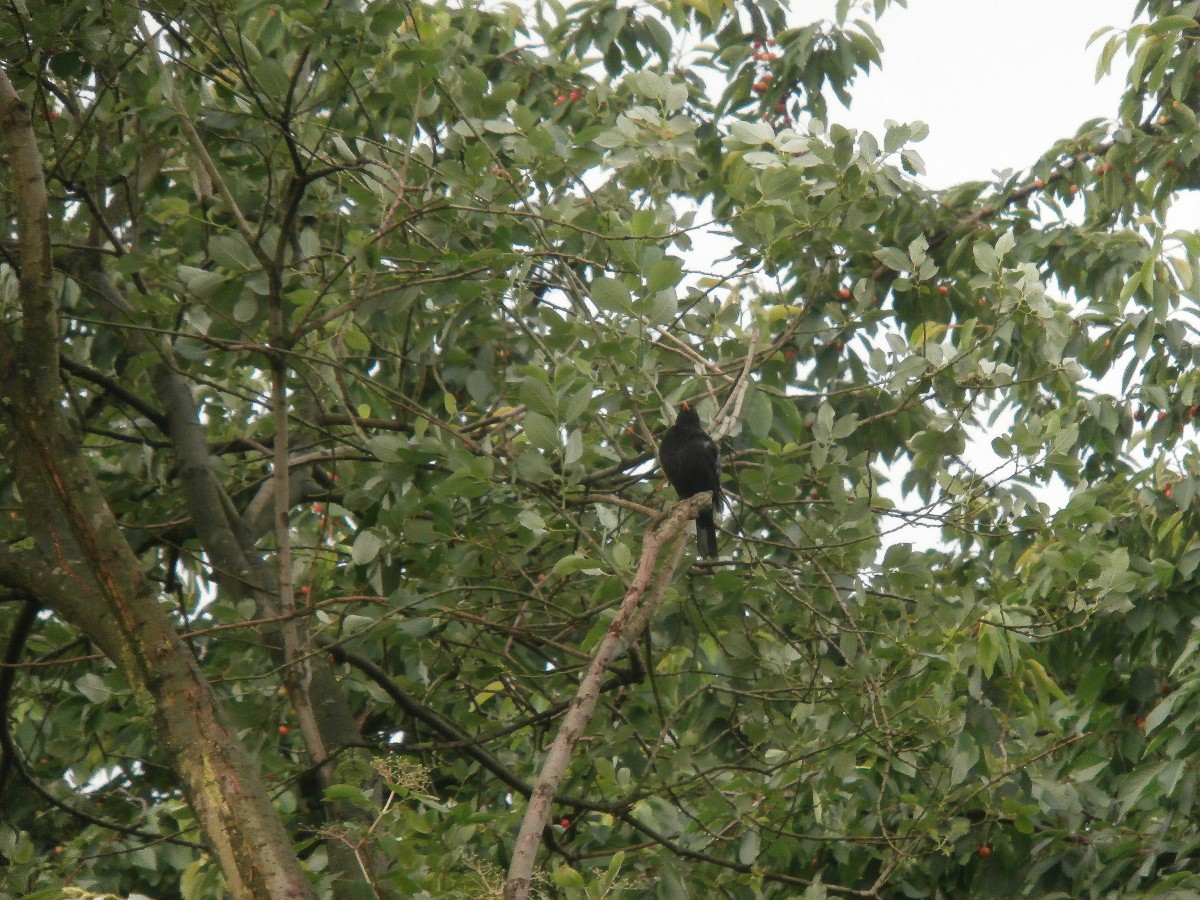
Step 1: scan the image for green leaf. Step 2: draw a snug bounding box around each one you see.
[76,673,112,704]
[483,118,520,134]
[911,321,947,347]
[351,530,383,565]
[744,387,774,438]
[232,294,259,322]
[874,246,910,271]
[908,234,929,266]
[591,277,632,313]
[737,829,761,865]
[551,554,602,576]
[978,626,999,679]
[831,412,859,440]
[729,120,775,145]
[646,257,683,294]
[973,241,999,274]
[1148,14,1200,35]
[1096,34,1122,79]
[178,265,225,299]
[1143,692,1176,734]
[551,865,586,888]
[523,411,560,452]
[323,784,372,802]
[564,428,583,465]
[210,234,260,271]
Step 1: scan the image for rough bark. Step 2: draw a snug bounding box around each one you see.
[0,68,316,899]
[59,117,373,899]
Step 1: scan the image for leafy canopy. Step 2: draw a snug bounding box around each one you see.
[4,0,1200,897]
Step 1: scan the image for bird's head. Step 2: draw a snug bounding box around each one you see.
[675,401,701,426]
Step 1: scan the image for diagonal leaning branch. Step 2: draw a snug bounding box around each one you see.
[503,492,713,900]
[0,67,318,900]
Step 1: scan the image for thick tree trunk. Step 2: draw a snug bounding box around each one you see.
[0,68,316,899]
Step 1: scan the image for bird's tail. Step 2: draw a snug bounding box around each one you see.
[697,510,717,559]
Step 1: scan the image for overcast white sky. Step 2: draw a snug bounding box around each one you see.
[829,0,1135,188]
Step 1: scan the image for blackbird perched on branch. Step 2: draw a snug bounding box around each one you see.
[659,401,722,558]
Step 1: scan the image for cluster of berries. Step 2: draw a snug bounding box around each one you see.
[749,37,791,126]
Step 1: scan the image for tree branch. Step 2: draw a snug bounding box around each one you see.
[504,492,708,900]
[0,68,55,396]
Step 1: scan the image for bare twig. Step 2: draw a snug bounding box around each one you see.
[713,328,758,442]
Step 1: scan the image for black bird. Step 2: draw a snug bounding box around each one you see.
[659,402,722,558]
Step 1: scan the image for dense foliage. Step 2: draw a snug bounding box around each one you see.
[4,0,1200,897]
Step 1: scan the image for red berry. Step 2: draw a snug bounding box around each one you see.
[555,95,566,104]
[560,818,571,828]
[838,287,851,300]
[937,285,949,296]
[752,81,768,93]
[1158,410,1168,421]
[977,845,991,858]
[1069,184,1080,195]
[1190,405,1199,418]
[1033,178,1045,189]
[279,725,289,735]
[569,90,581,101]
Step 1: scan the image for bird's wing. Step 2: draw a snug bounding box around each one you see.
[704,435,722,510]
